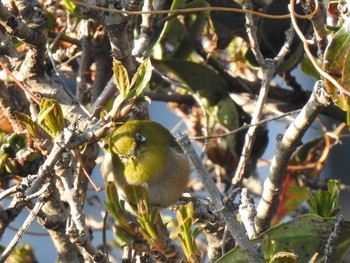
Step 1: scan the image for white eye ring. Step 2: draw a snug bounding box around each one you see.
[135,133,146,143]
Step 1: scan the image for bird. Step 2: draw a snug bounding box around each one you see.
[101,120,191,208]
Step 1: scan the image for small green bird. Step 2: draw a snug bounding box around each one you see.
[102,120,191,207]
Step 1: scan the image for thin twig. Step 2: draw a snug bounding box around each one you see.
[192,109,302,140]
[305,0,328,56]
[57,151,106,262]
[243,0,264,66]
[0,184,49,262]
[233,2,296,185]
[0,61,40,105]
[69,0,319,19]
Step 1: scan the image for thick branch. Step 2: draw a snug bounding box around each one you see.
[255,80,331,233]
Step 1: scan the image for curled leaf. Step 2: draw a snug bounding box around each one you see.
[37,98,64,138]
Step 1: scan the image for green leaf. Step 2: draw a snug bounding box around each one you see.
[104,182,138,242]
[263,236,276,260]
[150,0,208,60]
[7,134,28,153]
[307,179,340,217]
[158,59,229,106]
[217,215,350,263]
[147,0,187,59]
[323,19,350,111]
[14,112,40,138]
[171,0,209,59]
[124,184,149,211]
[113,60,130,97]
[37,98,65,138]
[301,57,320,80]
[176,202,201,261]
[4,160,17,174]
[128,58,152,100]
[216,97,239,154]
[158,59,239,154]
[62,0,77,14]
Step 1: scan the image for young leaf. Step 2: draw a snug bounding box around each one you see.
[128,58,152,100]
[177,202,201,262]
[62,0,77,14]
[14,112,40,138]
[306,179,340,218]
[104,182,138,242]
[113,60,130,97]
[37,98,65,138]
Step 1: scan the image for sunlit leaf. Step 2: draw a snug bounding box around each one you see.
[177,202,201,261]
[114,60,130,97]
[37,98,65,138]
[129,58,152,100]
[104,182,138,243]
[4,159,17,174]
[14,112,40,138]
[62,0,77,14]
[323,19,350,111]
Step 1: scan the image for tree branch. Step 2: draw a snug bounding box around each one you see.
[177,135,263,263]
[255,80,332,233]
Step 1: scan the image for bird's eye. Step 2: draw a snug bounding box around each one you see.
[135,133,146,144]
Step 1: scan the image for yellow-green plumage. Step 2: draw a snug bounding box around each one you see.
[102,120,190,207]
